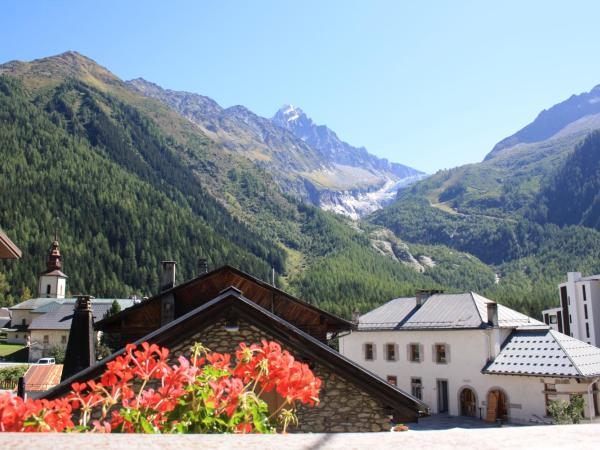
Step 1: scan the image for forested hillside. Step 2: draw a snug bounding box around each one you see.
[529,130,600,230]
[370,93,600,316]
[0,53,498,318]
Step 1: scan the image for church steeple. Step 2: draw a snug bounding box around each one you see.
[38,236,68,298]
[46,238,62,271]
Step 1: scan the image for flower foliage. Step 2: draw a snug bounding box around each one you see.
[0,340,321,433]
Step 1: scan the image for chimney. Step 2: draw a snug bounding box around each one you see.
[197,258,208,276]
[62,295,95,381]
[160,261,176,292]
[487,302,499,327]
[415,289,443,308]
[351,309,361,325]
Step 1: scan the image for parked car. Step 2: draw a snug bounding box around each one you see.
[36,357,55,364]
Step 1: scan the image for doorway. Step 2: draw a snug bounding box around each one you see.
[460,387,477,417]
[437,379,449,413]
[486,389,508,422]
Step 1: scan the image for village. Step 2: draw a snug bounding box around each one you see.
[2,229,600,434]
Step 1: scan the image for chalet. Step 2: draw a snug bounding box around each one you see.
[39,264,427,432]
[340,291,600,424]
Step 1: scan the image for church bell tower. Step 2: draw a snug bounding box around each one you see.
[37,238,68,298]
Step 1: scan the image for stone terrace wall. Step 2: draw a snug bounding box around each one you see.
[169,319,392,432]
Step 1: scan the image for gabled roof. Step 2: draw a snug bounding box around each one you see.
[0,229,22,259]
[483,329,600,378]
[96,265,352,340]
[358,292,544,330]
[29,299,137,330]
[40,287,427,418]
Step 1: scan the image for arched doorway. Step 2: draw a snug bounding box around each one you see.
[486,389,508,422]
[460,387,477,417]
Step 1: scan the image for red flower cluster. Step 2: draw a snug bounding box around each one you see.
[0,340,321,434]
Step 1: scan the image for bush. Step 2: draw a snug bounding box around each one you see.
[547,395,585,424]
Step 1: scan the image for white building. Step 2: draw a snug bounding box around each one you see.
[542,272,600,347]
[340,291,600,424]
[5,238,135,359]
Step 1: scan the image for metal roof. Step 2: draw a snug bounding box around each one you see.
[484,329,600,378]
[9,298,63,311]
[28,299,136,330]
[358,292,544,330]
[24,364,64,391]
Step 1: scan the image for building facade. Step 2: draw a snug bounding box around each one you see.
[340,292,600,424]
[542,272,600,347]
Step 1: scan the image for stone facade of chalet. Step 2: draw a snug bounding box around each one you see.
[171,318,392,432]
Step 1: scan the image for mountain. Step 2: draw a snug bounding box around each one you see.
[486,84,600,160]
[370,84,600,316]
[0,51,495,318]
[530,130,600,230]
[126,78,424,219]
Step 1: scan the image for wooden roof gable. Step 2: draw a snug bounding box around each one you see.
[41,287,426,419]
[96,265,353,341]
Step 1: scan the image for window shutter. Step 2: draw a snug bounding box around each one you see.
[373,343,377,360]
[446,344,451,363]
[395,344,400,362]
[432,344,436,363]
[406,344,411,361]
[419,344,424,362]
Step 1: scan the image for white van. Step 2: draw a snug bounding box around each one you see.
[36,357,56,364]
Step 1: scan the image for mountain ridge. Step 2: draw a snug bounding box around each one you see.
[127,77,424,218]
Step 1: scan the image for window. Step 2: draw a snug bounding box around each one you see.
[15,334,18,339]
[46,284,51,295]
[584,304,588,320]
[411,377,423,400]
[364,343,374,361]
[550,315,558,324]
[583,285,587,301]
[586,323,590,338]
[61,335,67,344]
[409,343,421,362]
[435,344,448,364]
[43,335,49,345]
[387,375,397,386]
[569,314,572,324]
[21,318,26,326]
[386,343,396,361]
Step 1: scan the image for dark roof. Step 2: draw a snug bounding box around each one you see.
[29,299,136,330]
[358,292,544,330]
[483,329,600,378]
[0,229,22,259]
[39,269,68,278]
[40,287,426,418]
[96,265,353,338]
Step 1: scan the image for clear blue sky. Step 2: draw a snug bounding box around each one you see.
[3,1,600,173]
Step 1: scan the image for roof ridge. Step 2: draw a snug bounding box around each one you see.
[470,291,486,324]
[550,330,584,377]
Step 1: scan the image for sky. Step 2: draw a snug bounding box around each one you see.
[3,1,600,173]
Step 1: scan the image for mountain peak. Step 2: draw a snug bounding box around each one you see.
[0,50,121,89]
[274,104,307,123]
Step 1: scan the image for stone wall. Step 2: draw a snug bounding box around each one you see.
[169,318,393,432]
